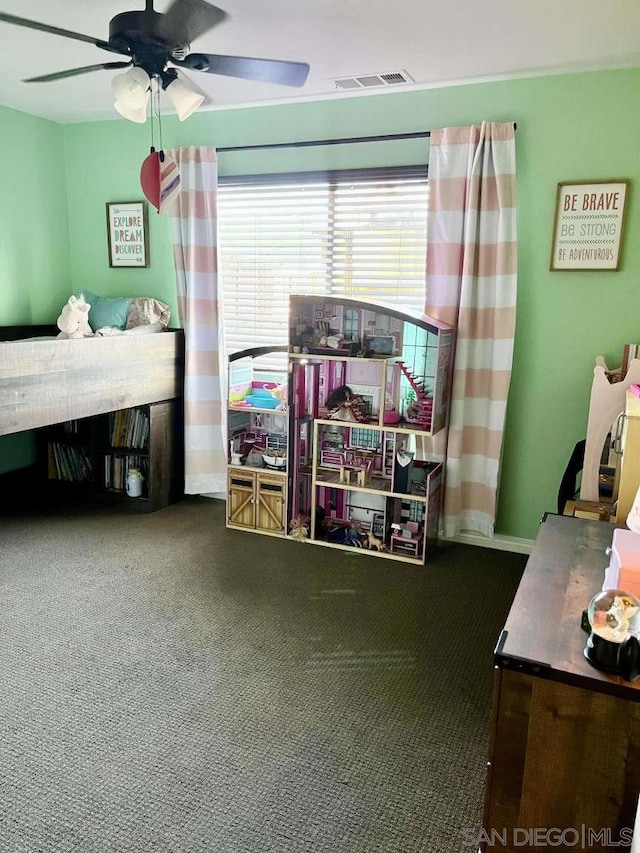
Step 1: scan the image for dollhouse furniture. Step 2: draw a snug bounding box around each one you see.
[225,298,453,564]
[318,450,358,484]
[319,449,374,486]
[390,521,422,557]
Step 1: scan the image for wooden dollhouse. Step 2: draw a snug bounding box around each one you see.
[226,297,453,564]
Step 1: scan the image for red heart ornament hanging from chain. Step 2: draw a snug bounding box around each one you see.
[140,147,181,213]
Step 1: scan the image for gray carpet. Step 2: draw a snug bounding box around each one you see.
[0,497,525,853]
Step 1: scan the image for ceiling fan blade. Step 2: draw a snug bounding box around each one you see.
[24,62,132,84]
[0,12,129,56]
[177,53,310,87]
[157,0,227,46]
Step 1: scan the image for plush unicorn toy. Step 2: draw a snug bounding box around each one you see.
[56,295,93,339]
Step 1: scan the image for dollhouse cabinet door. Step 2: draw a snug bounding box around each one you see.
[228,472,256,529]
[255,474,286,535]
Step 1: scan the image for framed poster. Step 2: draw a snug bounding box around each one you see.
[106,201,149,268]
[550,180,629,271]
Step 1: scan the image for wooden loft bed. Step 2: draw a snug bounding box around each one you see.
[0,325,184,436]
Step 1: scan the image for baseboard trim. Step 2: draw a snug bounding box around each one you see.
[442,531,534,555]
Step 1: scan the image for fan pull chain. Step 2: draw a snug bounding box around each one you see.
[147,76,164,158]
[154,78,164,160]
[155,81,161,149]
[149,86,155,153]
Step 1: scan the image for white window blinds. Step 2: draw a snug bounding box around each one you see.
[218,166,428,360]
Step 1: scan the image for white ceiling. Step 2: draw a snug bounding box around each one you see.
[0,0,639,124]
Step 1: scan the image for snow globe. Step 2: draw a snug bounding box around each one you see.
[584,589,640,680]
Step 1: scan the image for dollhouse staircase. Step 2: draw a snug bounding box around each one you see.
[398,361,433,429]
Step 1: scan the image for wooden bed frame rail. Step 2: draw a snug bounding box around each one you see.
[0,327,184,436]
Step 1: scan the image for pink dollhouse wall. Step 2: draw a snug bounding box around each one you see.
[320,360,347,409]
[317,486,346,520]
[316,346,400,416]
[346,361,380,386]
[316,485,386,530]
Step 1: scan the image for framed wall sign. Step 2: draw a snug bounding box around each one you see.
[106,201,149,268]
[550,180,629,271]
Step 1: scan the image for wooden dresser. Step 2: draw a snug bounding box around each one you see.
[483,514,640,852]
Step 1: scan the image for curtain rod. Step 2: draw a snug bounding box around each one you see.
[216,124,516,154]
[217,131,430,153]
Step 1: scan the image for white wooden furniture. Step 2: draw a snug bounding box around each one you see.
[615,389,640,526]
[579,356,640,503]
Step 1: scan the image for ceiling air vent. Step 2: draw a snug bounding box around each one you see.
[332,70,414,91]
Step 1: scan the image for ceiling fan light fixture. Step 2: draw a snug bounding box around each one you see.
[0,1,311,124]
[163,74,204,121]
[112,66,151,109]
[114,97,148,123]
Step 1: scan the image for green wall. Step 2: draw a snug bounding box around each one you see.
[0,105,71,323]
[64,120,178,318]
[7,67,640,538]
[0,105,71,473]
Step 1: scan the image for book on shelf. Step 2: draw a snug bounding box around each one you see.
[108,407,150,449]
[48,443,56,479]
[48,442,92,482]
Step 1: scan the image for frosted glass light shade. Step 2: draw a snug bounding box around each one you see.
[114,98,148,124]
[112,67,151,112]
[164,76,204,120]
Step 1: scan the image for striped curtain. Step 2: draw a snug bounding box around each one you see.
[425,123,517,538]
[168,146,226,495]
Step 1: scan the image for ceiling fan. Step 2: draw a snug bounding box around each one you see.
[0,0,310,120]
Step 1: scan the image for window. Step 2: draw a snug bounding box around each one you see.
[218,166,428,365]
[402,500,425,525]
[349,428,380,450]
[344,308,359,341]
